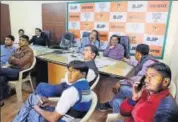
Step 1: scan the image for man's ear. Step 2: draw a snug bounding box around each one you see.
[81,72,87,78]
[91,53,96,58]
[163,78,170,88]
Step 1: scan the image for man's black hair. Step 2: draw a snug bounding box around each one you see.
[149,62,172,85]
[35,28,42,32]
[136,44,149,55]
[67,60,89,77]
[6,35,15,41]
[18,29,24,33]
[20,35,30,43]
[110,34,120,42]
[84,44,99,59]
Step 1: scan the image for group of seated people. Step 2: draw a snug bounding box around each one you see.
[0,28,178,122]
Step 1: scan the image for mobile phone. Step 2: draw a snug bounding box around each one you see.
[137,75,146,91]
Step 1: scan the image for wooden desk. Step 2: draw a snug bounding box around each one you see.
[37,53,133,84]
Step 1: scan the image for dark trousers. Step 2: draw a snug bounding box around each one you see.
[0,67,20,79]
[0,67,21,100]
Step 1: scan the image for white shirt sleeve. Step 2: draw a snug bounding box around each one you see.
[55,87,79,115]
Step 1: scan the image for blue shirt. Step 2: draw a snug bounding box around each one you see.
[78,37,100,53]
[0,45,16,65]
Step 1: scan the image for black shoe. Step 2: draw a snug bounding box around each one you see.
[97,102,112,112]
[7,88,16,97]
[0,101,4,107]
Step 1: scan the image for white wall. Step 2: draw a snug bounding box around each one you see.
[1,1,66,43]
[163,1,178,102]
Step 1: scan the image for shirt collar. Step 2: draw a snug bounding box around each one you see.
[76,78,86,82]
[146,89,170,102]
[3,45,14,49]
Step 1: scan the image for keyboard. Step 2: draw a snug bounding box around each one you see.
[53,50,63,54]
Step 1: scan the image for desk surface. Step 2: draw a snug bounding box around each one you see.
[37,52,133,78]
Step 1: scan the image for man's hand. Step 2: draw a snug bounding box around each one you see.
[40,97,52,107]
[109,46,115,49]
[123,57,129,62]
[11,56,15,59]
[33,105,41,113]
[132,82,143,101]
[112,82,120,94]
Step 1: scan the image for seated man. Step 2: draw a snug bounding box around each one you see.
[98,44,157,113]
[0,35,34,79]
[30,28,49,46]
[13,60,92,122]
[18,29,25,37]
[36,44,99,97]
[78,30,100,53]
[120,62,178,122]
[0,35,34,105]
[0,35,16,65]
[103,35,124,60]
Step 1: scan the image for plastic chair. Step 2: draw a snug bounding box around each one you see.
[168,81,177,98]
[60,71,100,90]
[80,91,97,122]
[49,91,98,122]
[90,74,100,90]
[8,57,36,102]
[106,81,177,122]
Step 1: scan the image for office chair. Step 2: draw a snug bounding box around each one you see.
[49,32,74,50]
[59,32,74,49]
[42,30,51,40]
[82,31,90,38]
[119,36,130,59]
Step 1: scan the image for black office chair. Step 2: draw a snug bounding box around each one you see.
[119,36,130,58]
[82,32,90,38]
[59,32,74,49]
[42,30,51,40]
[49,32,74,50]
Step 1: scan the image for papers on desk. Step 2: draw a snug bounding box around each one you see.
[67,54,116,68]
[31,45,54,56]
[67,53,84,63]
[95,58,117,68]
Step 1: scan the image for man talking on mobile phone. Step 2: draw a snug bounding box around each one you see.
[120,62,178,122]
[98,44,157,115]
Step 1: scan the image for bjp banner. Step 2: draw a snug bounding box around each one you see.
[67,1,171,59]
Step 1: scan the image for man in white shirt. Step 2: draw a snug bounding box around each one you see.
[13,60,92,122]
[35,44,99,97]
